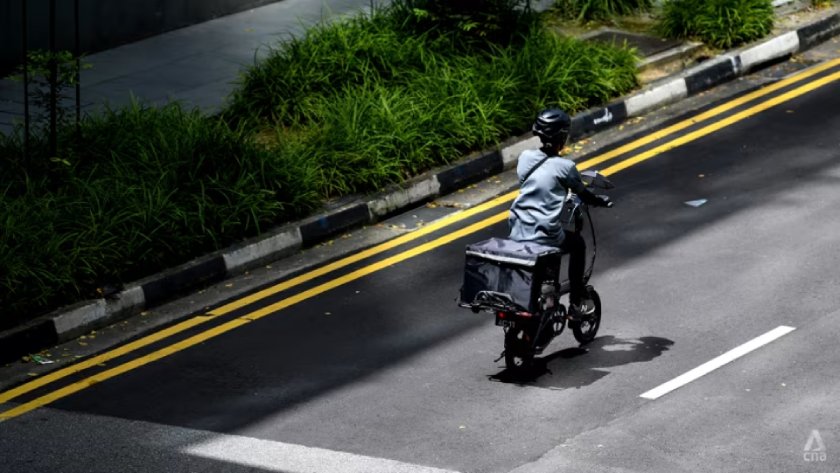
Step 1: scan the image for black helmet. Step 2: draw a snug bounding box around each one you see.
[532,108,571,147]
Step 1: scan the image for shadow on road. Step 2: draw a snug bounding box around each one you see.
[489,335,674,388]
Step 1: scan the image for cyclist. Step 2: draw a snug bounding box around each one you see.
[508,108,612,319]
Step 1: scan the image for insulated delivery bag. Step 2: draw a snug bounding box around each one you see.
[460,237,561,313]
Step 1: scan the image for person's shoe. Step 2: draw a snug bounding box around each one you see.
[567,301,595,321]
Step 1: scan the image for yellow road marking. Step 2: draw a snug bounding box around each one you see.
[0,212,509,421]
[213,59,840,316]
[0,318,252,421]
[209,192,517,316]
[601,69,840,176]
[0,179,518,407]
[0,316,210,404]
[3,59,839,417]
[578,57,840,171]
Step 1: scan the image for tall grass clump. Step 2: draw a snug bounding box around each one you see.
[2,0,640,328]
[386,0,540,49]
[553,0,653,21]
[224,1,542,129]
[0,102,318,328]
[657,0,774,49]
[225,3,638,197]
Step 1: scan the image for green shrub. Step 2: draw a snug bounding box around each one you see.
[657,0,774,49]
[0,102,319,327]
[225,3,638,197]
[224,10,436,128]
[2,1,639,327]
[553,0,654,21]
[386,0,540,49]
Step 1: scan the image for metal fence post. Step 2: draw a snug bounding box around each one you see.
[22,0,30,159]
[49,0,57,158]
[75,0,81,138]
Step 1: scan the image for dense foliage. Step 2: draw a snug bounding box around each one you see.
[552,0,654,21]
[657,0,774,49]
[0,105,317,329]
[1,1,639,327]
[386,0,539,48]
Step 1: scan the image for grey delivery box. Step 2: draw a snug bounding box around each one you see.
[460,237,561,312]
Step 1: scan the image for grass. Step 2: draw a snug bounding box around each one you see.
[552,0,654,22]
[1,1,640,328]
[657,0,775,49]
[225,5,639,197]
[0,102,318,329]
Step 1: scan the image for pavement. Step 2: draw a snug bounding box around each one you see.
[0,0,385,130]
[1,0,840,367]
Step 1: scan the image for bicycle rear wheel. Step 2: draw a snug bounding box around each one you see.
[570,287,601,345]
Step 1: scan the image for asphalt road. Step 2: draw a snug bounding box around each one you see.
[1,59,839,473]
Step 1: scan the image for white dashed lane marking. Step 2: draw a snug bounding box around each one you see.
[640,325,796,400]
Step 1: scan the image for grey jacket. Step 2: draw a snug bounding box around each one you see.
[508,148,586,246]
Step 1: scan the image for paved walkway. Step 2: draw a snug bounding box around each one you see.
[0,0,569,135]
[0,0,807,135]
[0,0,390,134]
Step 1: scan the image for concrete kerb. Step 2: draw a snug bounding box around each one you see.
[573,10,840,138]
[2,11,839,365]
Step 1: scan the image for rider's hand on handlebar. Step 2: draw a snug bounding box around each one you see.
[596,194,613,208]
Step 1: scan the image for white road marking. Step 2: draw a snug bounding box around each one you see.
[184,433,462,473]
[640,325,796,400]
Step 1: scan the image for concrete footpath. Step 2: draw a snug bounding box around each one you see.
[0,0,383,131]
[1,1,839,366]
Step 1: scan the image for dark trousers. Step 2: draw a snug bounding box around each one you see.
[560,231,586,306]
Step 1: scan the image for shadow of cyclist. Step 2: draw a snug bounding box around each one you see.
[490,335,673,388]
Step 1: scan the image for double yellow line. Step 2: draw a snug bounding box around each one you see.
[2,57,840,422]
